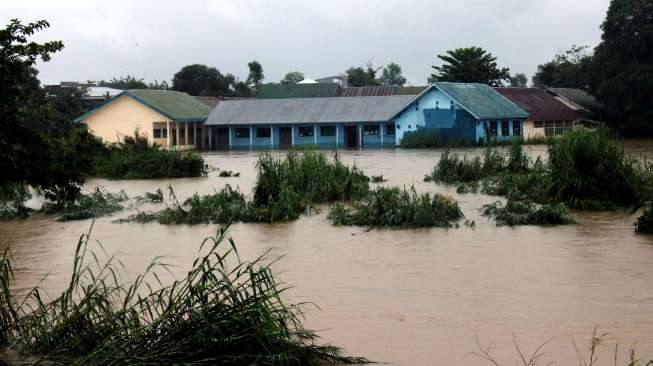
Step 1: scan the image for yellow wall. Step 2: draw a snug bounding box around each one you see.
[523,120,545,139]
[82,95,171,144]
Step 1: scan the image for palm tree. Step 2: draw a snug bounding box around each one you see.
[429,47,510,87]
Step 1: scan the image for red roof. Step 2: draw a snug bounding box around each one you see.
[494,87,580,121]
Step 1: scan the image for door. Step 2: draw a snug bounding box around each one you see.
[215,128,229,149]
[279,127,292,148]
[344,125,358,148]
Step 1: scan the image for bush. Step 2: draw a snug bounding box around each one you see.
[400,129,475,148]
[91,133,207,179]
[635,206,653,234]
[370,175,387,183]
[328,186,463,228]
[0,226,365,364]
[0,183,31,220]
[481,199,575,226]
[41,187,128,221]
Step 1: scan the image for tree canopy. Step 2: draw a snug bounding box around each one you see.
[103,75,148,89]
[589,0,653,134]
[280,71,304,85]
[510,73,528,87]
[532,45,593,88]
[346,63,381,87]
[429,47,511,86]
[379,63,407,86]
[172,64,235,97]
[246,60,264,91]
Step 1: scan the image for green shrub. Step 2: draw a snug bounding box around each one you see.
[400,130,475,148]
[0,226,366,364]
[426,149,485,183]
[481,199,575,226]
[370,175,387,183]
[635,206,653,234]
[456,181,479,194]
[0,183,31,220]
[328,186,463,228]
[41,187,128,221]
[92,133,207,179]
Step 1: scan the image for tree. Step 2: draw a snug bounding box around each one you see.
[148,80,169,90]
[346,63,381,87]
[246,60,264,91]
[104,75,148,89]
[589,0,653,135]
[379,63,407,86]
[0,19,91,203]
[428,47,511,86]
[172,64,233,96]
[510,73,528,87]
[532,45,593,88]
[280,71,304,85]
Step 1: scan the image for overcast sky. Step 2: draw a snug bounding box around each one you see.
[3,0,610,86]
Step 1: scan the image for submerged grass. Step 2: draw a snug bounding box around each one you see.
[480,199,575,226]
[328,186,463,228]
[0,225,367,365]
[41,187,128,221]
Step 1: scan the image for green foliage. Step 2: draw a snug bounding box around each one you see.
[426,145,512,184]
[218,170,240,177]
[589,0,653,134]
[532,45,593,88]
[399,129,477,148]
[346,63,381,87]
[379,63,407,86]
[370,175,387,183]
[0,227,365,364]
[172,64,238,97]
[0,183,31,220]
[102,75,147,89]
[510,73,528,87]
[91,133,207,179]
[428,47,511,86]
[40,187,128,221]
[246,60,264,91]
[481,199,575,226]
[635,206,653,234]
[280,70,305,85]
[328,186,463,228]
[456,181,479,194]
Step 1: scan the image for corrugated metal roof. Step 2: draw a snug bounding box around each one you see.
[128,90,211,121]
[548,88,603,111]
[434,82,529,119]
[335,85,396,97]
[395,86,428,95]
[205,95,414,126]
[256,83,339,99]
[494,88,580,121]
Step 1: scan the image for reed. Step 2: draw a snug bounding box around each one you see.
[0,225,367,365]
[328,186,463,228]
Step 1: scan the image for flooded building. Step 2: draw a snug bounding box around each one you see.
[495,87,582,138]
[392,83,529,143]
[75,90,211,149]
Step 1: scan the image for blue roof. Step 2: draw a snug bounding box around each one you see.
[393,82,529,120]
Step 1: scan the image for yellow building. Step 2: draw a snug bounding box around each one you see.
[75,90,211,149]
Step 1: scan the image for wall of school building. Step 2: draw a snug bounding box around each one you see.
[208,122,397,149]
[394,87,525,143]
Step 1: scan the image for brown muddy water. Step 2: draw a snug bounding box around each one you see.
[2,144,653,365]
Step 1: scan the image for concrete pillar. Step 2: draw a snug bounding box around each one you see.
[270,125,274,149]
[291,125,295,147]
[335,125,339,149]
[228,127,232,149]
[249,126,253,149]
[314,124,317,146]
[208,126,213,150]
[185,121,190,147]
[167,121,171,149]
[358,123,362,149]
[175,122,180,149]
[380,123,384,147]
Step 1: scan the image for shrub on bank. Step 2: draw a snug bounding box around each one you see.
[0,226,365,365]
[91,133,207,179]
[328,186,463,228]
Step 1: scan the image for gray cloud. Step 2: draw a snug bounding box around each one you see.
[2,0,610,86]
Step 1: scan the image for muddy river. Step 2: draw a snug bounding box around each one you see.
[2,143,653,365]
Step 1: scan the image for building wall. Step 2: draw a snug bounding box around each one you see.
[395,88,457,144]
[82,95,171,143]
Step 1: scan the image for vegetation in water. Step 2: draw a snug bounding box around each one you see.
[370,175,387,183]
[635,206,653,234]
[480,199,575,227]
[91,133,207,180]
[328,186,463,228]
[425,145,510,184]
[0,184,32,220]
[0,226,366,365]
[139,188,164,203]
[399,128,548,148]
[41,187,128,221]
[218,170,240,177]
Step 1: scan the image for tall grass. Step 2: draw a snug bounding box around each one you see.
[91,133,207,179]
[40,187,128,221]
[0,225,366,364]
[328,186,463,228]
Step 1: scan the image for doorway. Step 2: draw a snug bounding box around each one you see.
[344,125,359,148]
[215,128,229,149]
[279,127,292,148]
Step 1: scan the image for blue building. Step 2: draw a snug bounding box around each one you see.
[392,82,529,144]
[203,82,529,149]
[204,96,412,149]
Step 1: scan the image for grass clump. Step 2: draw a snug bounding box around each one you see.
[92,133,207,179]
[328,186,463,228]
[218,170,240,177]
[370,175,387,183]
[481,199,575,226]
[425,145,511,184]
[41,187,128,221]
[0,226,366,365]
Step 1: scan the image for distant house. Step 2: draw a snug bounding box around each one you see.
[392,83,529,144]
[315,75,348,86]
[204,95,412,149]
[495,87,581,138]
[75,90,211,149]
[84,86,124,103]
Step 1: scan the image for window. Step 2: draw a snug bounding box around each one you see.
[153,128,162,139]
[235,128,250,138]
[171,129,177,145]
[320,126,336,136]
[363,125,379,136]
[396,124,401,130]
[489,121,498,137]
[161,128,167,139]
[513,121,521,136]
[386,123,396,135]
[534,121,544,128]
[256,127,271,138]
[501,120,510,136]
[188,126,194,145]
[179,127,186,145]
[298,126,313,137]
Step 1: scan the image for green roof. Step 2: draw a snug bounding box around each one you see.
[75,89,211,123]
[433,82,528,119]
[394,86,428,95]
[256,83,339,99]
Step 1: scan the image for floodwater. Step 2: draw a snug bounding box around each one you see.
[2,143,653,365]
